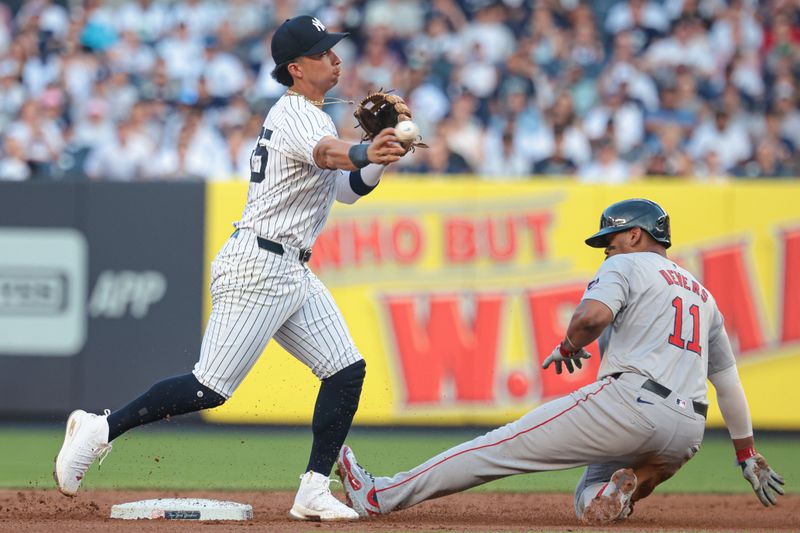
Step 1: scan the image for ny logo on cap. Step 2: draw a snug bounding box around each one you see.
[311,17,326,32]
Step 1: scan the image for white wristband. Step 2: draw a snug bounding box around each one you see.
[359,163,385,186]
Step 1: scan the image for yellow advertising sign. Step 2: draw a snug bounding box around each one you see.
[203,179,800,429]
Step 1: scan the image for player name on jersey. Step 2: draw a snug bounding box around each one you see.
[658,269,709,302]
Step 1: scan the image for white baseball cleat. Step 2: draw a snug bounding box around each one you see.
[288,471,359,521]
[581,468,637,524]
[336,445,382,517]
[53,409,113,497]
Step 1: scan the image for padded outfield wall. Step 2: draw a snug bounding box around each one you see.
[1,180,798,430]
[202,179,800,430]
[0,182,205,417]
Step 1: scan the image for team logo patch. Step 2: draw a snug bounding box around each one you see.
[311,17,326,32]
[587,278,599,291]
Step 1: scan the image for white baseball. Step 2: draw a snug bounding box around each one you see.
[395,120,420,142]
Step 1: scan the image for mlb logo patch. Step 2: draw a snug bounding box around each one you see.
[675,398,687,409]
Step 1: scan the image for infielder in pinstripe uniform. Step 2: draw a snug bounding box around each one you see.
[54,15,407,521]
[337,199,786,524]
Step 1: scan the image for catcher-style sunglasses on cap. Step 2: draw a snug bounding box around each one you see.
[271,15,348,67]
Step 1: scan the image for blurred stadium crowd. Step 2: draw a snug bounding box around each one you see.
[0,0,798,182]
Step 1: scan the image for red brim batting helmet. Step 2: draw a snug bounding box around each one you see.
[585,198,671,249]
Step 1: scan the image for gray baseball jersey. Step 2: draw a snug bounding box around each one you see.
[193,95,361,398]
[586,252,736,401]
[364,251,735,518]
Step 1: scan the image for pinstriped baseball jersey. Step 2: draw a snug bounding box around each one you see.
[235,94,342,249]
[583,252,736,402]
[192,94,361,398]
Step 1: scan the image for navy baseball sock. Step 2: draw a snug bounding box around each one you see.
[106,373,225,442]
[306,359,366,476]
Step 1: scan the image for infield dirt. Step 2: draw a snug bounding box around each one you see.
[1,489,797,532]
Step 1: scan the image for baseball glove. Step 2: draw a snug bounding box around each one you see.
[354,90,426,150]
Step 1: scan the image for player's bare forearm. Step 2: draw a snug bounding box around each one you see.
[313,133,405,171]
[563,299,613,349]
[314,137,360,170]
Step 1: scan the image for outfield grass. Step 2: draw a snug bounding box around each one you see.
[1,424,796,494]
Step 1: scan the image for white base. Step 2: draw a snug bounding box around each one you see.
[110,498,253,521]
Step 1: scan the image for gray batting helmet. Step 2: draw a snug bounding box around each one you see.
[585,198,671,249]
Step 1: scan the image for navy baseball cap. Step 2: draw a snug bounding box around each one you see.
[271,16,348,67]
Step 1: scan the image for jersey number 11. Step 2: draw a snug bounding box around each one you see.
[668,296,702,356]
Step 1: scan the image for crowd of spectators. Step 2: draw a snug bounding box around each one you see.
[0,0,798,182]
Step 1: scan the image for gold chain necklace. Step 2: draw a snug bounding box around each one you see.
[286,89,324,107]
[286,89,353,108]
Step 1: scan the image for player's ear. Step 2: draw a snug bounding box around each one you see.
[287,61,303,80]
[629,227,643,247]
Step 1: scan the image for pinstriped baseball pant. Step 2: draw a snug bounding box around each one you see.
[193,229,362,398]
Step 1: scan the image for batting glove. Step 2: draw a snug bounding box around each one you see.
[542,343,591,375]
[740,451,785,506]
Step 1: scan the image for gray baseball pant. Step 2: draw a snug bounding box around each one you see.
[372,373,705,516]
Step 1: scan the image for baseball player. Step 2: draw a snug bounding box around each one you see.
[337,198,786,523]
[54,15,408,522]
